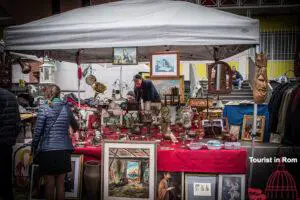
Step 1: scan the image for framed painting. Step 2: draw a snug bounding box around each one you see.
[157,172,184,200]
[218,174,245,200]
[229,125,241,140]
[222,118,229,132]
[184,174,217,200]
[188,98,213,108]
[29,164,44,200]
[13,143,32,188]
[241,115,265,142]
[102,141,157,200]
[149,76,184,103]
[150,51,179,77]
[139,71,150,79]
[113,47,138,65]
[65,154,84,199]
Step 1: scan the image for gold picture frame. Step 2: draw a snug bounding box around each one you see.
[149,76,184,104]
[241,115,265,142]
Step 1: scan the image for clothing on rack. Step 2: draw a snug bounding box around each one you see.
[276,85,297,138]
[268,83,292,134]
[284,85,300,145]
[268,82,300,145]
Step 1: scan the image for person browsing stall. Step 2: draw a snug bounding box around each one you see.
[0,88,21,200]
[133,74,161,102]
[32,85,79,200]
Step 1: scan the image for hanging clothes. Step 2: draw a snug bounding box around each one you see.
[268,83,292,134]
[284,85,300,145]
[276,85,298,138]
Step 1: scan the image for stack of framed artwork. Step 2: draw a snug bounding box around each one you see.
[29,154,84,200]
[228,115,266,142]
[100,141,246,200]
[28,140,246,200]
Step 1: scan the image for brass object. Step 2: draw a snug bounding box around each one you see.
[92,82,107,93]
[253,53,268,104]
[86,74,97,85]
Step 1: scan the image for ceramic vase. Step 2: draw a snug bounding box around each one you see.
[84,160,101,200]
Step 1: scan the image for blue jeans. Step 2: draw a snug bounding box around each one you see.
[232,79,242,89]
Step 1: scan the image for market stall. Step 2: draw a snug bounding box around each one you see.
[4,0,260,199]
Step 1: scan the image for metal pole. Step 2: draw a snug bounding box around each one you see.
[120,65,123,99]
[216,63,221,90]
[248,45,260,187]
[78,65,81,108]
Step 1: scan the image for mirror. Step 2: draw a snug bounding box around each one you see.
[207,61,232,94]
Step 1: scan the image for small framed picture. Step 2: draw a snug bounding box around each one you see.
[113,47,138,65]
[65,154,84,199]
[241,115,265,142]
[150,51,179,77]
[222,118,229,132]
[13,143,32,188]
[229,125,241,140]
[218,174,245,200]
[185,173,217,200]
[157,172,184,200]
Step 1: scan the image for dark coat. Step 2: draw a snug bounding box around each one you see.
[284,85,300,145]
[232,71,243,80]
[134,80,161,102]
[32,99,78,152]
[0,88,21,146]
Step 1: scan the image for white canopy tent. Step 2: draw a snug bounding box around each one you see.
[4,0,259,63]
[3,0,261,187]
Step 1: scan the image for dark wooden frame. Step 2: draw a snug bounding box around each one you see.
[112,47,138,65]
[207,61,232,94]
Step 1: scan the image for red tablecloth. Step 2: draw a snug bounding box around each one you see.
[74,141,248,174]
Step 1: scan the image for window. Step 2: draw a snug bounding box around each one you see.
[260,29,298,60]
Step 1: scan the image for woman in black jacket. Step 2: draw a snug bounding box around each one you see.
[32,85,79,200]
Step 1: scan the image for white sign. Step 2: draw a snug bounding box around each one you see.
[193,182,211,196]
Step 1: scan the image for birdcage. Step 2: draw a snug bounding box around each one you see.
[265,158,299,200]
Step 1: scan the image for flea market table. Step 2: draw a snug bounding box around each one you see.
[74,140,247,174]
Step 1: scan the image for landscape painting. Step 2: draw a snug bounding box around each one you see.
[150,76,184,103]
[102,141,157,200]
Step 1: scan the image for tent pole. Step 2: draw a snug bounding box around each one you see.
[120,65,123,99]
[78,65,81,108]
[248,103,257,187]
[248,45,260,187]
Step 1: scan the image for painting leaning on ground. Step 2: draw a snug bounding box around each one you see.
[108,148,150,198]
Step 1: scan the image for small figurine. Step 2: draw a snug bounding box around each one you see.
[92,130,102,146]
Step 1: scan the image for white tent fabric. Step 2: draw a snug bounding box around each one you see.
[4,0,259,63]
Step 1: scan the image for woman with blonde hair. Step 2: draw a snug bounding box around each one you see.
[32,84,78,200]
